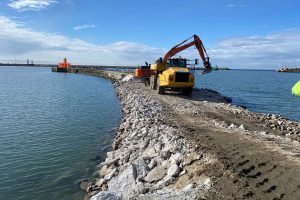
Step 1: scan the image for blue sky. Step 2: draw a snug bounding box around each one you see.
[0,0,300,69]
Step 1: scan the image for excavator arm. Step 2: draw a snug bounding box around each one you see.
[163,35,212,74]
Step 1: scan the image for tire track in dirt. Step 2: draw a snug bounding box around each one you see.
[175,113,300,199]
[146,88,300,200]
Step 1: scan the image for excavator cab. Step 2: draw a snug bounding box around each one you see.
[167,58,199,68]
[167,58,187,68]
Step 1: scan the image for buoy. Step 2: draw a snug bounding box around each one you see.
[292,81,300,96]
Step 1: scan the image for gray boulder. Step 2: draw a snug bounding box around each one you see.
[167,164,180,177]
[108,164,139,198]
[90,191,122,200]
[144,165,167,183]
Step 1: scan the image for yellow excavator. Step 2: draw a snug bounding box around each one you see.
[150,34,212,95]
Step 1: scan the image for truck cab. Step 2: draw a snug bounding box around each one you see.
[150,58,195,95]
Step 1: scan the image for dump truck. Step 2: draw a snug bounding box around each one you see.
[149,35,212,95]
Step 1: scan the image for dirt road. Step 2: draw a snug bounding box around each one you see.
[145,85,300,200]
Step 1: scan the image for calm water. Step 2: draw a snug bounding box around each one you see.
[0,66,122,200]
[195,70,300,122]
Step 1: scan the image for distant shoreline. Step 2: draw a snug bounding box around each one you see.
[2,64,287,71]
[0,63,136,69]
[0,63,54,67]
[0,64,229,71]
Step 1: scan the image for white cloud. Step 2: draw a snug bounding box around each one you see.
[73,24,97,31]
[226,0,246,8]
[8,0,57,11]
[208,31,300,69]
[0,16,163,65]
[1,15,300,69]
[226,4,245,7]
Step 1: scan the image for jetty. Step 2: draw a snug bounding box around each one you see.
[276,67,300,73]
[65,69,300,200]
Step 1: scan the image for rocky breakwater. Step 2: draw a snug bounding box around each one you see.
[276,67,300,73]
[82,76,211,200]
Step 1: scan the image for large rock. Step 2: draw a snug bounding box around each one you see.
[161,141,181,153]
[80,180,92,192]
[99,165,110,176]
[199,177,211,190]
[167,164,181,177]
[135,159,150,180]
[141,147,158,159]
[108,164,139,198]
[95,178,106,187]
[160,150,171,160]
[144,165,167,183]
[182,152,202,167]
[100,157,119,168]
[104,168,117,181]
[169,153,183,165]
[148,159,157,170]
[90,191,122,200]
[122,75,134,82]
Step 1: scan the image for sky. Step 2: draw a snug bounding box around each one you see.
[0,0,300,69]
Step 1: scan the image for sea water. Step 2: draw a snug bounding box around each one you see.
[0,66,121,200]
[195,70,300,122]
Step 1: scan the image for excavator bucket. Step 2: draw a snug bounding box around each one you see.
[202,65,213,74]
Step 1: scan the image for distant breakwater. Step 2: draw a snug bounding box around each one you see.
[276,67,300,73]
[2,63,227,71]
[2,63,137,69]
[67,69,300,200]
[80,74,212,200]
[67,69,229,200]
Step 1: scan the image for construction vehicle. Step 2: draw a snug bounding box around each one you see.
[149,34,212,95]
[135,62,155,86]
[135,62,153,79]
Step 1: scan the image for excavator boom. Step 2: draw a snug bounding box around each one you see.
[163,41,194,60]
[163,35,212,74]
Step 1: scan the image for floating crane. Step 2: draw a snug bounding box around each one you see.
[56,58,71,72]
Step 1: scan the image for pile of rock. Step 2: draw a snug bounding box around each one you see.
[83,76,210,200]
[258,114,300,137]
[167,91,300,143]
[194,99,300,141]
